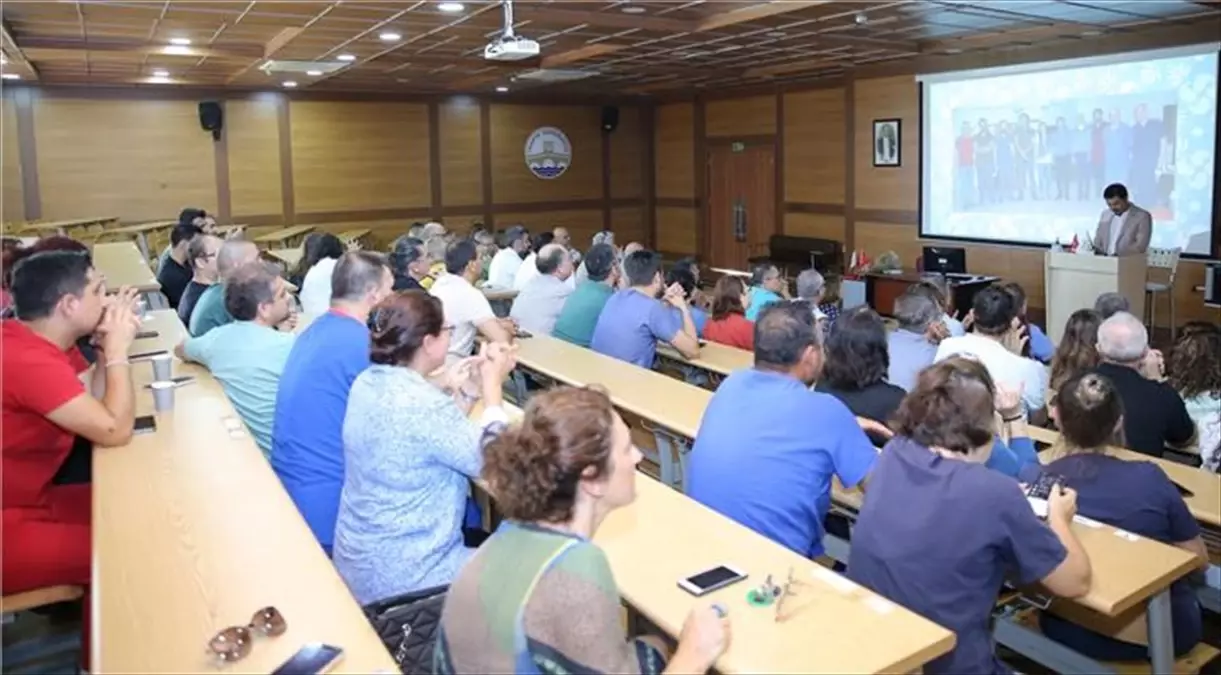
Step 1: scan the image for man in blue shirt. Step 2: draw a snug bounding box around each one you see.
[744,262,787,322]
[887,288,942,391]
[687,301,878,558]
[590,250,700,368]
[271,251,393,554]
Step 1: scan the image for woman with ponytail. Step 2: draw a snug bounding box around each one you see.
[436,386,731,675]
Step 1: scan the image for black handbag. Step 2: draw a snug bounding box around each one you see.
[362,584,449,674]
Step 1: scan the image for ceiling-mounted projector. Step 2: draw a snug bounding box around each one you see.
[484,35,539,61]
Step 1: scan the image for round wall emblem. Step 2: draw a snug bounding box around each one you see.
[524,126,572,180]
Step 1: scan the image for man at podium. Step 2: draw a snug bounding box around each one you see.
[1091,183,1152,256]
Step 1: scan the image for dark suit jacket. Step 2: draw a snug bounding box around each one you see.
[1092,204,1152,256]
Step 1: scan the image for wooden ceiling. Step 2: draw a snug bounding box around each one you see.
[1,1,1218,96]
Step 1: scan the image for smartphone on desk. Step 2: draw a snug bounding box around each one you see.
[134,330,159,340]
[129,349,169,362]
[515,329,534,339]
[143,376,194,389]
[272,643,344,675]
[133,415,157,435]
[677,564,747,597]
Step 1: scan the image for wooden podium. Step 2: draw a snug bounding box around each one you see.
[1045,251,1146,344]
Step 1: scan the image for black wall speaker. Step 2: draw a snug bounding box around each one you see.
[601,105,619,133]
[198,101,223,141]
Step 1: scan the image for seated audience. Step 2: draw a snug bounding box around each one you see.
[688,302,877,558]
[573,229,615,284]
[887,287,943,392]
[510,243,575,335]
[702,276,754,351]
[1092,312,1195,457]
[795,269,827,322]
[471,227,496,282]
[157,208,215,270]
[672,257,706,308]
[389,235,430,291]
[272,252,393,555]
[1166,321,1221,466]
[177,233,221,325]
[744,262,786,322]
[438,386,730,674]
[422,235,448,290]
[664,266,707,336]
[487,225,529,289]
[847,357,1092,675]
[1094,291,1131,319]
[1049,309,1102,397]
[189,239,260,337]
[1000,281,1053,363]
[935,285,1048,416]
[156,221,203,309]
[920,273,966,337]
[590,250,700,368]
[334,292,516,604]
[177,262,296,457]
[298,233,346,316]
[513,232,556,291]
[287,232,318,288]
[430,239,512,363]
[2,251,140,658]
[1038,372,1207,660]
[553,243,618,348]
[815,306,906,423]
[552,226,571,249]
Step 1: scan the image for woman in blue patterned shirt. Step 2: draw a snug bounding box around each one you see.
[334,290,517,605]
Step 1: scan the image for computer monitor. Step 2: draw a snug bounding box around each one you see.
[922,246,966,275]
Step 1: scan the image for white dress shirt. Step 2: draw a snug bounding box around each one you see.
[487,248,523,289]
[934,333,1049,415]
[299,257,339,316]
[1108,209,1129,255]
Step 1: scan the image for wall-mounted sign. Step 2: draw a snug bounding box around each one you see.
[525,126,572,180]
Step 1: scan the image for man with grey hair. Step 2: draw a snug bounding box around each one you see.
[420,221,447,241]
[510,243,575,335]
[886,288,943,391]
[919,272,965,336]
[1093,291,1130,320]
[188,238,260,337]
[1092,311,1195,457]
[795,269,828,326]
[574,230,616,284]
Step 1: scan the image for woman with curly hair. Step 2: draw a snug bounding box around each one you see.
[1167,321,1221,471]
[1049,309,1103,398]
[436,386,730,674]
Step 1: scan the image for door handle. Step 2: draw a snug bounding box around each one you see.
[732,200,747,242]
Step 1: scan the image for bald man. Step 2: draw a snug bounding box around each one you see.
[509,243,575,335]
[189,239,259,337]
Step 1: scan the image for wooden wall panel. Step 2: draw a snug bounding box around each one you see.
[226,98,282,218]
[609,106,642,200]
[783,213,845,243]
[656,206,697,254]
[2,97,24,223]
[492,209,604,247]
[853,76,919,211]
[655,103,694,199]
[611,205,648,246]
[705,95,776,138]
[489,105,602,204]
[438,98,482,207]
[35,98,216,222]
[784,89,845,205]
[291,101,429,214]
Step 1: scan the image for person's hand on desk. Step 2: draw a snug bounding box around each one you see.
[666,604,731,674]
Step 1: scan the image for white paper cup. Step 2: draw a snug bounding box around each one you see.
[150,353,173,382]
[150,381,175,412]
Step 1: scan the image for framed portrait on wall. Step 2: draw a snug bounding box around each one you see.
[873,119,901,167]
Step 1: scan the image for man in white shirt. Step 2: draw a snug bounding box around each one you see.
[1092,182,1153,256]
[486,225,530,289]
[510,244,575,335]
[430,239,513,362]
[934,285,1048,415]
[512,232,554,291]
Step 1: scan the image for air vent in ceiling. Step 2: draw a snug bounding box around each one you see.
[259,60,348,75]
[513,68,597,83]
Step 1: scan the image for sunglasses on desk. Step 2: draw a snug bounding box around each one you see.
[208,606,287,664]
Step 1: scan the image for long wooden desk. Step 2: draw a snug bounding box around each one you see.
[19,215,119,236]
[96,316,396,673]
[657,340,752,385]
[90,241,162,298]
[254,225,315,249]
[263,247,303,269]
[97,220,174,260]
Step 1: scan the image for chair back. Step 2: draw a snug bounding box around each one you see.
[1147,247,1182,284]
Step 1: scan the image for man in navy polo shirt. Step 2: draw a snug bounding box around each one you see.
[687,301,878,558]
[271,251,393,554]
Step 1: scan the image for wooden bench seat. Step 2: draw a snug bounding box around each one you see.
[2,585,85,614]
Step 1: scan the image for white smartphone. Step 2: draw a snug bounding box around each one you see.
[677,564,748,597]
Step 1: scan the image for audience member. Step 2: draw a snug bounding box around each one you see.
[795,269,827,326]
[887,288,942,392]
[334,292,516,604]
[156,221,203,309]
[189,239,259,337]
[935,285,1048,416]
[552,226,571,249]
[298,234,346,316]
[1000,281,1053,363]
[158,208,216,268]
[574,230,615,284]
[920,273,965,337]
[847,357,1092,675]
[487,225,529,289]
[389,235,430,291]
[2,252,140,658]
[1094,292,1131,319]
[1092,312,1195,457]
[664,266,707,336]
[430,239,512,363]
[672,257,706,308]
[1167,322,1221,467]
[471,227,496,282]
[1038,372,1206,660]
[510,243,575,335]
[438,387,730,674]
[177,262,296,457]
[744,262,786,322]
[815,307,906,423]
[407,222,426,240]
[177,234,221,325]
[272,252,393,554]
[422,235,449,290]
[702,276,754,351]
[688,302,877,558]
[421,221,447,241]
[553,243,618,348]
[590,250,700,368]
[513,232,557,291]
[1049,309,1102,396]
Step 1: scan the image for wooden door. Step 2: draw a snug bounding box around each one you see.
[706,144,776,271]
